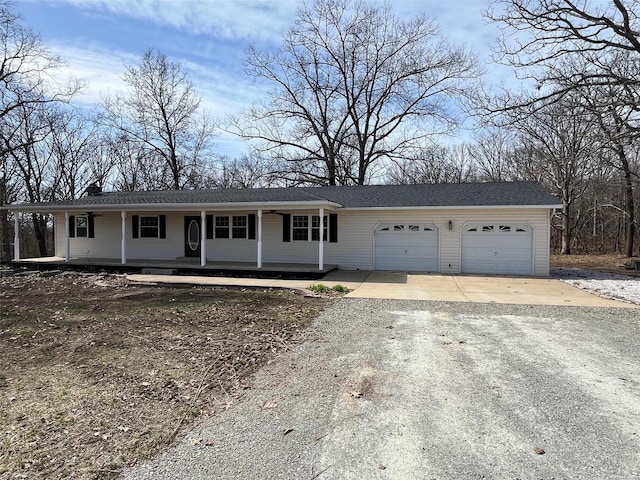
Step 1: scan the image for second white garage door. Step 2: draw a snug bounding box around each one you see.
[461,223,533,275]
[374,223,439,271]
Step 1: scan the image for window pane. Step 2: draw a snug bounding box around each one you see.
[140,216,159,238]
[215,228,230,238]
[293,228,308,241]
[215,216,229,227]
[76,217,88,237]
[311,215,328,241]
[232,216,246,227]
[293,216,308,228]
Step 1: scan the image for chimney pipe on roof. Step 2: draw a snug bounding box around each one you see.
[85,183,102,197]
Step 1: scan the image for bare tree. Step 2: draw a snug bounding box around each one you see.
[46,108,111,199]
[468,128,519,182]
[580,80,640,257]
[4,102,59,256]
[207,153,273,189]
[101,49,216,190]
[231,0,478,186]
[387,144,476,184]
[0,1,79,259]
[509,96,601,254]
[485,0,640,116]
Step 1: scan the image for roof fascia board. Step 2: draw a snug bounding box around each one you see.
[4,200,342,213]
[340,204,563,211]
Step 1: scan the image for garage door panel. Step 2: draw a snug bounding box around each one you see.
[374,223,439,272]
[376,233,438,248]
[462,224,533,276]
[467,247,531,262]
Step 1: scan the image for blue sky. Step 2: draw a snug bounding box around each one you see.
[16,0,511,157]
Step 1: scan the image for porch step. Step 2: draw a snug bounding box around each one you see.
[140,268,178,275]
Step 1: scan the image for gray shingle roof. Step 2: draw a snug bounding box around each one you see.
[6,181,561,210]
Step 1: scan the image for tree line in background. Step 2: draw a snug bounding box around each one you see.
[1,0,639,261]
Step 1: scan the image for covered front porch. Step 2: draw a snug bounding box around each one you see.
[8,192,342,276]
[12,256,338,279]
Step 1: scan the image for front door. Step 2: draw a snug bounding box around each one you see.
[184,216,201,257]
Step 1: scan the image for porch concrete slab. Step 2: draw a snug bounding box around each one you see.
[126,271,367,292]
[125,270,637,308]
[345,272,637,308]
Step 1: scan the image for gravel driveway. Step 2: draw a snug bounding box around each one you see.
[122,299,640,480]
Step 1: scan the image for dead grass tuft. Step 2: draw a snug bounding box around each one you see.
[551,253,640,277]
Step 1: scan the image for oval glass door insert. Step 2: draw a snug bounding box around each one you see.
[188,220,200,250]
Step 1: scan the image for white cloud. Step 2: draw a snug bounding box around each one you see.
[43,0,299,44]
[50,41,263,111]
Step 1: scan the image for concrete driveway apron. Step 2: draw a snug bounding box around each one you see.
[344,272,637,308]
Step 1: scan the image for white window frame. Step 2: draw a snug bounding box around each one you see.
[214,215,248,239]
[139,215,160,238]
[75,216,88,238]
[232,215,247,239]
[292,215,328,242]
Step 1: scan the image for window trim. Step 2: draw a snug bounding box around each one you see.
[75,215,88,238]
[214,215,249,239]
[292,214,329,242]
[139,215,160,238]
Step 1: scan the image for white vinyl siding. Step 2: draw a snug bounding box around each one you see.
[54,207,552,276]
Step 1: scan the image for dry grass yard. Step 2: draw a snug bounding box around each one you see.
[0,271,334,479]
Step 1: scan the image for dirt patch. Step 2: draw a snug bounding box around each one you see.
[551,254,640,277]
[0,271,334,479]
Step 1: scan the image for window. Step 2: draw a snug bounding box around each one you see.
[292,215,309,240]
[499,225,511,232]
[214,215,248,239]
[311,215,328,241]
[215,216,230,238]
[291,215,329,241]
[76,216,88,237]
[140,216,159,238]
[232,215,247,239]
[409,225,419,232]
[482,225,494,232]
[393,225,404,231]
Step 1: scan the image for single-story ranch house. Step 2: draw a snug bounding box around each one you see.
[5,181,562,276]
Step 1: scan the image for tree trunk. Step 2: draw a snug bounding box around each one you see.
[561,210,571,254]
[619,151,635,257]
[0,209,10,263]
[31,213,48,257]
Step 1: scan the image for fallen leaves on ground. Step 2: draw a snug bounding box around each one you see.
[0,270,333,479]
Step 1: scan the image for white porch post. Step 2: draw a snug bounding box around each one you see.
[13,212,19,260]
[318,207,324,271]
[120,211,127,265]
[64,211,70,263]
[200,210,207,267]
[257,209,263,268]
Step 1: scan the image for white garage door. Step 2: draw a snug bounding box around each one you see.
[462,224,533,275]
[374,223,439,271]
